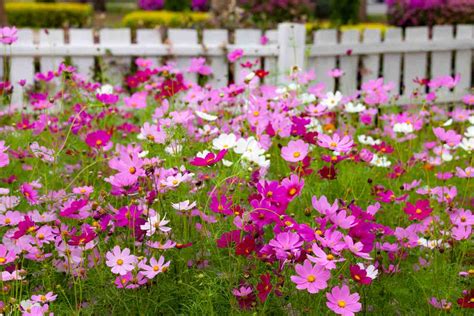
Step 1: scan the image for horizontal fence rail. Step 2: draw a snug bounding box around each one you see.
[0,23,473,106]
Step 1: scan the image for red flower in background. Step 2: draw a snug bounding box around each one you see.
[256,273,272,302]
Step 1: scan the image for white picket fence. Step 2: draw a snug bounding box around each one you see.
[0,23,473,105]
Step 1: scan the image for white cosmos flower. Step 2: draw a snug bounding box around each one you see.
[358,135,381,146]
[357,263,378,280]
[393,122,414,134]
[195,111,217,121]
[212,133,237,150]
[459,137,474,151]
[138,150,149,158]
[140,213,171,236]
[370,154,391,167]
[171,200,196,211]
[321,91,342,110]
[222,159,233,167]
[469,116,474,124]
[244,72,256,82]
[464,126,474,138]
[299,93,316,104]
[344,102,366,113]
[165,142,183,155]
[442,118,453,127]
[96,84,114,94]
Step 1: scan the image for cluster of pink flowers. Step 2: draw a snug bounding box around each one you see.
[0,35,472,315]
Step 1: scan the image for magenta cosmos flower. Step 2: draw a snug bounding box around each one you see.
[227,49,244,62]
[326,285,362,316]
[404,199,432,220]
[85,130,111,149]
[105,246,137,275]
[281,140,309,162]
[269,231,304,260]
[318,133,353,153]
[290,259,330,294]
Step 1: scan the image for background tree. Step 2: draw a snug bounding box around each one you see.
[0,0,7,26]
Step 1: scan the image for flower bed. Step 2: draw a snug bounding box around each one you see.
[0,31,473,315]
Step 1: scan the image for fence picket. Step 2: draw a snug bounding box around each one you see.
[39,29,64,76]
[403,27,429,97]
[203,29,228,87]
[312,29,338,92]
[264,29,278,85]
[99,29,131,84]
[69,29,95,79]
[383,28,403,96]
[168,29,198,83]
[235,29,262,84]
[361,29,381,84]
[339,30,359,95]
[10,29,35,107]
[136,29,162,68]
[454,24,473,95]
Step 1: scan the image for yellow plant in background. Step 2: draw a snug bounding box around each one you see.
[123,11,210,29]
[5,2,92,28]
[306,22,392,34]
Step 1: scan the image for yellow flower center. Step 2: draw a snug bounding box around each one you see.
[116,259,124,265]
[354,274,361,281]
[330,142,337,148]
[327,254,334,260]
[40,295,47,302]
[415,208,422,214]
[306,275,316,282]
[289,188,297,196]
[129,167,136,174]
[153,265,160,272]
[338,300,346,308]
[293,152,301,158]
[147,134,155,141]
[5,218,11,224]
[172,180,178,185]
[0,257,6,263]
[96,140,102,146]
[253,111,260,117]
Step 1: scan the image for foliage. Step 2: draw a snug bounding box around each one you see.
[329,0,361,25]
[5,2,92,28]
[387,0,474,26]
[237,0,315,28]
[122,10,210,28]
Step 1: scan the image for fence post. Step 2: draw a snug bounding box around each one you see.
[277,23,306,84]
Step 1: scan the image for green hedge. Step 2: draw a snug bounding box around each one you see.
[6,3,93,28]
[122,11,210,29]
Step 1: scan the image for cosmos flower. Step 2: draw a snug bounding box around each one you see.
[281,140,309,162]
[105,246,137,276]
[326,285,362,316]
[290,259,331,294]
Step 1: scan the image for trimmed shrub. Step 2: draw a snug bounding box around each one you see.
[387,0,474,26]
[122,10,210,29]
[5,2,92,28]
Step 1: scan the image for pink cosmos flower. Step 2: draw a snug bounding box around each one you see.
[0,244,16,265]
[456,167,473,178]
[328,68,344,78]
[0,26,18,45]
[307,244,344,270]
[188,57,212,75]
[137,122,167,144]
[138,256,170,279]
[326,285,362,316]
[85,130,111,149]
[432,127,462,147]
[20,183,39,205]
[0,141,9,167]
[124,91,147,109]
[462,94,474,106]
[318,134,353,153]
[232,285,256,310]
[290,259,330,294]
[227,49,244,62]
[105,246,137,275]
[403,199,432,221]
[344,236,372,260]
[281,140,309,162]
[31,292,57,304]
[269,231,304,261]
[330,210,356,229]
